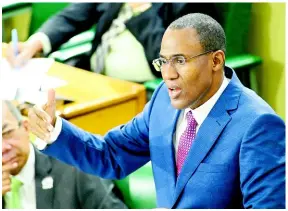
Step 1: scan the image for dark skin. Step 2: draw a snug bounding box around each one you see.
[160,28,225,110]
[2,102,30,196]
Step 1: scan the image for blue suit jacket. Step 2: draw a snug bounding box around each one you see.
[43,66,285,208]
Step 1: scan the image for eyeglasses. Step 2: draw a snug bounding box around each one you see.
[152,50,215,72]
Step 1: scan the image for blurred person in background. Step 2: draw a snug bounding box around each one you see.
[6,3,219,83]
[2,100,127,209]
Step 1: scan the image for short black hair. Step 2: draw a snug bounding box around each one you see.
[168,13,226,54]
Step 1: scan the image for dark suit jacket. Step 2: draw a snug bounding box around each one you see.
[38,3,220,77]
[3,147,127,209]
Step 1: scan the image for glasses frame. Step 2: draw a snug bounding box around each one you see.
[152,50,216,72]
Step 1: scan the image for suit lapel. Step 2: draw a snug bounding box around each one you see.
[34,147,54,209]
[92,3,123,53]
[95,3,122,37]
[160,109,181,203]
[172,67,242,206]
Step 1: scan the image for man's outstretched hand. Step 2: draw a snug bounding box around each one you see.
[28,89,56,142]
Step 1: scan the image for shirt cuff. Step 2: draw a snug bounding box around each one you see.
[28,32,52,55]
[34,116,63,150]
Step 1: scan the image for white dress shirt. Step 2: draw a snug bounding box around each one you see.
[5,143,37,209]
[173,76,230,160]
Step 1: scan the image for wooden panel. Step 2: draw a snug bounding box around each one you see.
[48,62,146,119]
[69,99,137,135]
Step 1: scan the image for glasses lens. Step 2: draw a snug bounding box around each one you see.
[153,59,163,72]
[172,56,186,68]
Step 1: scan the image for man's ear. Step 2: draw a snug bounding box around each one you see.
[22,119,29,132]
[212,50,225,72]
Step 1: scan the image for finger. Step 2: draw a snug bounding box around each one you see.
[28,111,53,134]
[2,171,10,178]
[30,127,51,142]
[2,162,18,172]
[14,50,33,67]
[2,185,11,195]
[29,121,51,139]
[33,105,51,123]
[6,42,27,67]
[2,178,11,187]
[2,150,17,164]
[35,112,53,133]
[6,43,17,66]
[47,89,56,107]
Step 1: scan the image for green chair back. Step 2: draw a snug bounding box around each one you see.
[114,162,157,209]
[215,3,252,57]
[29,3,69,35]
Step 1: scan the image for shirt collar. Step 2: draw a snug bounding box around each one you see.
[184,75,230,126]
[15,143,35,185]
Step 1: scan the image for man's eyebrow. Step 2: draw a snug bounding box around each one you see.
[2,123,8,132]
[159,53,185,58]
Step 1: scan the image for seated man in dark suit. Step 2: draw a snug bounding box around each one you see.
[2,100,127,209]
[6,3,219,82]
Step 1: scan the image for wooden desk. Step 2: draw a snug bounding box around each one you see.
[1,45,146,135]
[50,62,146,135]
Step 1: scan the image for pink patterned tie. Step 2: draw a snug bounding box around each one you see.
[176,111,198,176]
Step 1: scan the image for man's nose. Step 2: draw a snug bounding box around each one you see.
[161,64,178,80]
[2,141,12,153]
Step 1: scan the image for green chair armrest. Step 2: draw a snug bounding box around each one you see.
[48,28,95,62]
[49,42,92,62]
[225,54,262,69]
[144,54,262,91]
[59,29,95,50]
[144,78,163,91]
[114,162,157,209]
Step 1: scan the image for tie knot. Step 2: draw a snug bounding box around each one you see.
[186,111,197,126]
[11,177,23,190]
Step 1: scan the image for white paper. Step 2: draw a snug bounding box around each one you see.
[0,58,66,102]
[41,75,67,90]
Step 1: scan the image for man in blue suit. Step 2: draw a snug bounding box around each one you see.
[28,13,285,208]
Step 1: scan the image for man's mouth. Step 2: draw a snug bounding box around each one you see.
[168,87,182,99]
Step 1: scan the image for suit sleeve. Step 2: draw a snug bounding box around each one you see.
[240,113,285,208]
[76,170,127,209]
[37,3,99,52]
[41,84,163,179]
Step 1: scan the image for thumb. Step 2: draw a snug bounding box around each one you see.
[47,89,56,107]
[43,89,56,125]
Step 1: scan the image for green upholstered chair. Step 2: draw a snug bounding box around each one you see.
[29,3,69,35]
[114,162,157,209]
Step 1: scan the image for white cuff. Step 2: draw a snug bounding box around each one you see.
[34,116,63,150]
[28,32,52,55]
